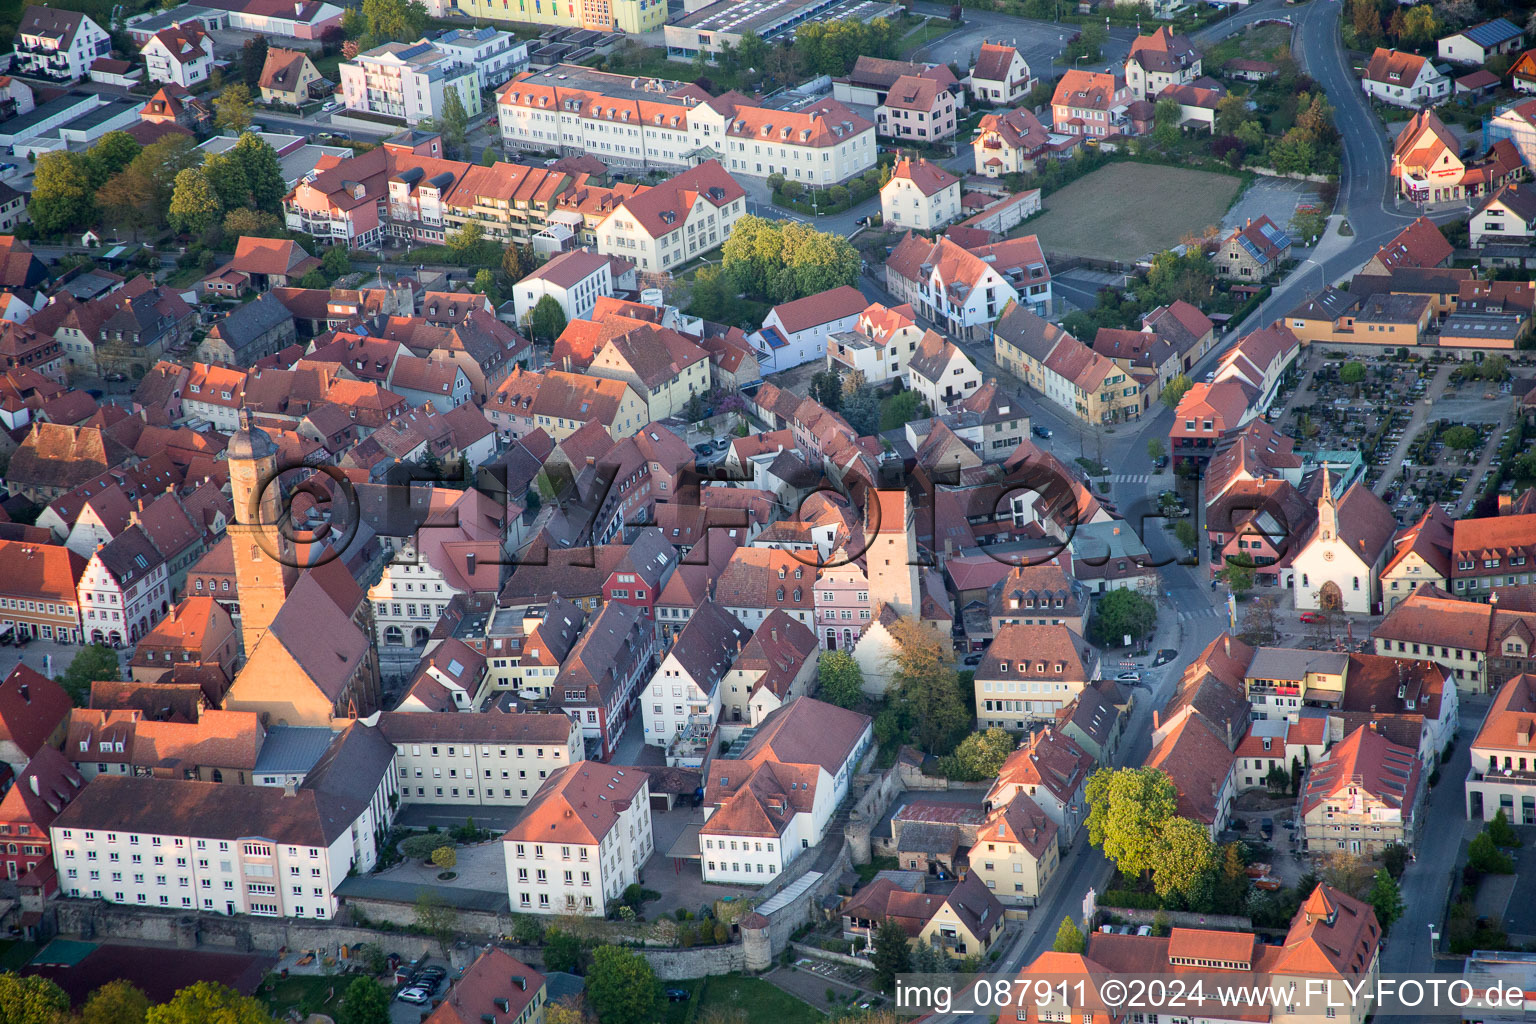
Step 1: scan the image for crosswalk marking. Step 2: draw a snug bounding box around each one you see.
[1103,474,1152,484]
[1176,605,1229,622]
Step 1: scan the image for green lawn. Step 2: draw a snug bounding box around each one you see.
[259,974,343,1018]
[697,975,823,1024]
[854,855,900,887]
[0,941,37,971]
[661,978,704,1024]
[898,17,958,60]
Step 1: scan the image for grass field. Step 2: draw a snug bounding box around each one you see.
[1027,162,1242,263]
[260,974,342,1018]
[697,976,822,1024]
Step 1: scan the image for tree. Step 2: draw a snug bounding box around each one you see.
[887,616,970,753]
[319,245,351,281]
[1174,519,1198,551]
[543,929,584,973]
[56,643,121,705]
[1443,425,1478,450]
[808,369,843,410]
[841,385,879,436]
[1152,97,1182,148]
[1053,916,1085,953]
[1351,0,1382,41]
[297,269,329,290]
[1320,851,1375,897]
[1160,374,1192,409]
[78,981,151,1024]
[817,649,865,708]
[99,167,158,238]
[473,268,502,306]
[0,974,70,1024]
[241,37,269,89]
[1088,588,1157,647]
[202,152,251,213]
[1152,816,1216,904]
[1147,438,1166,462]
[222,208,286,239]
[413,891,460,955]
[144,983,273,1024]
[544,998,592,1024]
[445,220,485,262]
[1339,361,1365,384]
[337,978,389,1024]
[85,131,142,190]
[502,242,531,282]
[440,87,470,158]
[430,845,457,871]
[362,0,429,41]
[214,84,255,134]
[1400,3,1438,44]
[1381,842,1410,879]
[942,728,1015,781]
[29,151,96,235]
[1217,554,1256,598]
[1367,868,1404,931]
[737,29,767,71]
[1470,831,1516,873]
[1214,93,1247,136]
[585,946,658,1024]
[1085,767,1178,878]
[1265,764,1290,796]
[231,134,288,212]
[869,918,912,992]
[529,295,567,342]
[720,216,858,303]
[127,134,200,226]
[879,390,922,431]
[169,168,222,237]
[1487,808,1521,847]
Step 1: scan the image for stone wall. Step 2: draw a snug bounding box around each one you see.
[1098,907,1253,931]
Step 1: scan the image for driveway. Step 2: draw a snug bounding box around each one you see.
[638,805,757,919]
[1222,178,1321,236]
[376,839,508,894]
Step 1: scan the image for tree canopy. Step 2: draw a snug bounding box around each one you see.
[78,981,151,1024]
[585,946,658,1024]
[214,84,254,134]
[793,18,897,76]
[337,979,389,1024]
[869,918,912,992]
[0,974,70,1024]
[1053,916,1085,954]
[530,295,568,343]
[887,616,971,753]
[721,216,860,304]
[144,982,274,1024]
[29,151,96,235]
[1088,588,1157,647]
[941,728,1015,782]
[817,649,865,708]
[57,643,121,705]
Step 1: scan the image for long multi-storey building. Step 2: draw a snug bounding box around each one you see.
[497,65,876,184]
[285,131,745,271]
[424,0,664,34]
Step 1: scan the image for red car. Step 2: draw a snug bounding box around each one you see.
[1299,611,1325,623]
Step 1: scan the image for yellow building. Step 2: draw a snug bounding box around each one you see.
[588,324,712,422]
[967,797,1059,907]
[435,0,662,33]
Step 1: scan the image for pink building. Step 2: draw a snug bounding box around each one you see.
[815,559,871,651]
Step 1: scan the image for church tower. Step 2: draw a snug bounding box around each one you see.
[228,409,298,658]
[1317,468,1337,544]
[865,489,920,618]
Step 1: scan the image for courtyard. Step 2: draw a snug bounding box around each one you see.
[1026,162,1243,263]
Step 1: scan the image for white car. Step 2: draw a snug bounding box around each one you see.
[1115,671,1140,682]
[396,987,432,1005]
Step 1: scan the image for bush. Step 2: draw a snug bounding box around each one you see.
[398,834,446,860]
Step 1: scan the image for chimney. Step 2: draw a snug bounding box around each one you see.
[466,552,476,576]
[18,683,28,704]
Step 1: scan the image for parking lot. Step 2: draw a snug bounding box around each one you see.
[1221,178,1322,238]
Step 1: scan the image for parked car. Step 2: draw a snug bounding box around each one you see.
[0,163,16,174]
[1152,455,1169,469]
[712,436,730,450]
[396,988,432,1005]
[1299,611,1325,623]
[1260,817,1274,839]
[665,989,690,1002]
[962,652,983,666]
[1032,425,1053,439]
[1115,671,1140,682]
[693,443,714,457]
